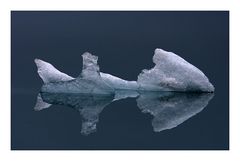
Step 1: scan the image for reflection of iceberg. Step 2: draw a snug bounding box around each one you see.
[34,93,52,111]
[34,91,214,135]
[35,48,214,94]
[137,92,214,132]
[39,92,114,135]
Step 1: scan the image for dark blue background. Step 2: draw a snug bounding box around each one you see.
[11,11,229,150]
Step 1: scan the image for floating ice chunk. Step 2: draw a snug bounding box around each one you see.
[34,49,215,135]
[137,49,214,92]
[35,48,214,93]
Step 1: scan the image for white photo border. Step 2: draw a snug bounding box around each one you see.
[1,0,238,161]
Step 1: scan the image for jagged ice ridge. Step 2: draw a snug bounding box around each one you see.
[35,48,214,94]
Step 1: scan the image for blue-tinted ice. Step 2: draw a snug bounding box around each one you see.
[35,48,214,94]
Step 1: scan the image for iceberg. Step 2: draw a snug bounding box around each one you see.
[34,48,215,135]
[35,48,214,94]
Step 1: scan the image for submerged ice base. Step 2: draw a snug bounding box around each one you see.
[35,48,214,94]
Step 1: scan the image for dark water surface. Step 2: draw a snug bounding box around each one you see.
[11,11,229,150]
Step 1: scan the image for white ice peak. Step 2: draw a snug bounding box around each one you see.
[137,49,214,92]
[35,48,214,93]
[35,59,74,83]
